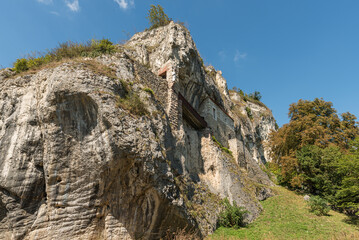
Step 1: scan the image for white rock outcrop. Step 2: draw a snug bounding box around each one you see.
[0,22,276,239]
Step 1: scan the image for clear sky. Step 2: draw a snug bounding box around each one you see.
[1,0,359,126]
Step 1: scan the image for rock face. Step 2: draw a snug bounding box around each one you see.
[0,22,276,239]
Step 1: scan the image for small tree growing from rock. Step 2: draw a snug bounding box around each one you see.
[147,4,171,30]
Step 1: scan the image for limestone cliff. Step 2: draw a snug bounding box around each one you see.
[0,22,276,239]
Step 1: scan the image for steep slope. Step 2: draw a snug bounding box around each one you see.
[210,186,359,240]
[0,22,276,239]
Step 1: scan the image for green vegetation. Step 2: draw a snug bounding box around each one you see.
[308,196,330,216]
[245,107,253,120]
[116,80,148,116]
[147,4,171,30]
[143,87,155,96]
[212,135,233,155]
[268,98,359,216]
[13,58,29,73]
[116,93,147,116]
[208,187,359,240]
[218,198,248,228]
[250,91,262,101]
[221,147,232,155]
[12,39,116,74]
[231,87,266,108]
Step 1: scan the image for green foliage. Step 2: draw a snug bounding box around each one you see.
[249,91,262,101]
[94,39,115,54]
[239,89,244,96]
[116,93,148,116]
[270,113,359,216]
[291,141,359,216]
[13,58,29,73]
[221,147,233,155]
[212,135,221,147]
[12,39,116,74]
[308,196,330,216]
[231,87,266,107]
[218,198,248,228]
[296,145,343,196]
[260,163,276,182]
[83,39,116,58]
[116,80,148,116]
[268,98,359,188]
[334,139,359,216]
[211,186,359,239]
[147,4,171,30]
[143,87,154,96]
[212,136,233,156]
[245,107,253,120]
[267,98,359,216]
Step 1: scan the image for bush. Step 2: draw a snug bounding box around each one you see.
[147,4,171,30]
[83,39,116,58]
[308,196,330,216]
[218,198,248,228]
[13,58,29,73]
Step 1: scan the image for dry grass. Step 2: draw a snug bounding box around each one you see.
[6,58,118,81]
[78,59,117,79]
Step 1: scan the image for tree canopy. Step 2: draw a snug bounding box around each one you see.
[269,98,359,161]
[268,98,359,216]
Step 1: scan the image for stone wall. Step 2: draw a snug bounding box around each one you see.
[199,98,235,148]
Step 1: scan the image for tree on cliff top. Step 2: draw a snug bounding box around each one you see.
[147,4,171,30]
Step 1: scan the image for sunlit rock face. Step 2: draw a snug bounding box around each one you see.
[0,22,275,239]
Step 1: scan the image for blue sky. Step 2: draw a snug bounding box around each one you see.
[1,0,359,126]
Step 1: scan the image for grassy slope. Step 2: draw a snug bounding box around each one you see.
[207,187,359,240]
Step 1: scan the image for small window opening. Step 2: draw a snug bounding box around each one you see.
[213,108,216,119]
[159,71,167,80]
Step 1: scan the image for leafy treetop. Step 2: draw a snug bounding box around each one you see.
[270,98,359,160]
[147,4,171,30]
[268,98,359,216]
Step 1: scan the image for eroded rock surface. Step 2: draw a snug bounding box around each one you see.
[0,22,276,239]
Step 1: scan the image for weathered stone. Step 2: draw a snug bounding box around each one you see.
[0,22,276,239]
